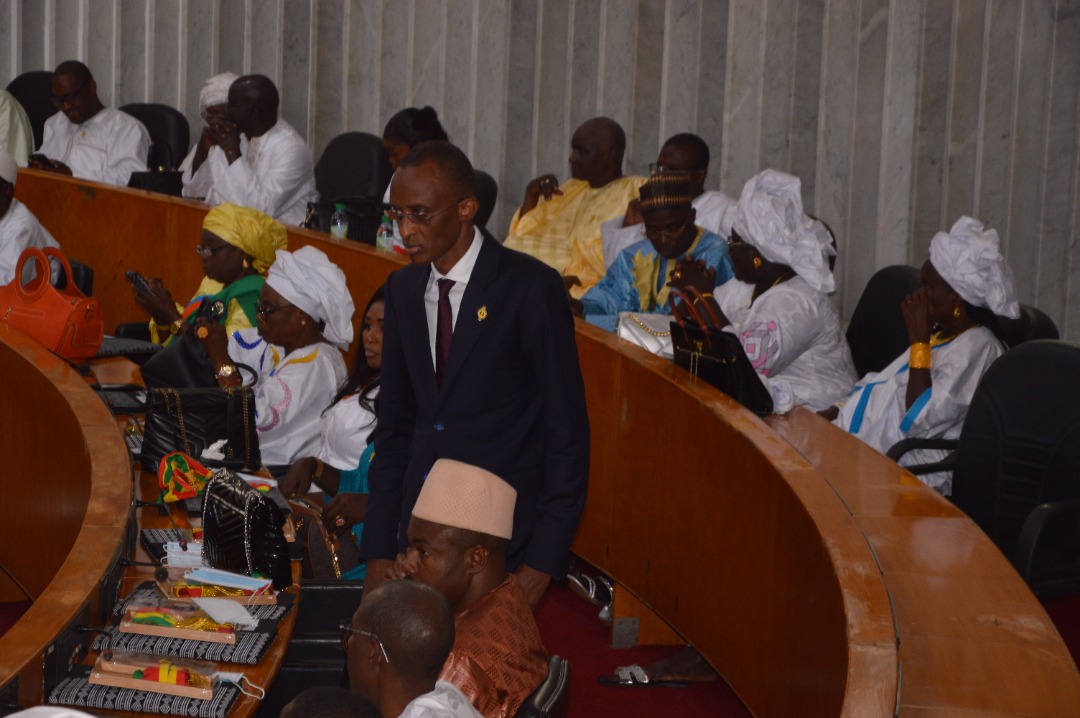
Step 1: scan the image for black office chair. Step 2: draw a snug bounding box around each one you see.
[314,131,392,202]
[119,103,191,170]
[514,655,570,718]
[5,70,57,149]
[52,258,93,297]
[474,170,499,230]
[892,341,1080,598]
[845,265,921,377]
[998,303,1060,348]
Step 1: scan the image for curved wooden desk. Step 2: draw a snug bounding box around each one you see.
[0,323,132,704]
[12,171,1080,716]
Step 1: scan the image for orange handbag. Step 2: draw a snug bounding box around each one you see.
[0,247,104,361]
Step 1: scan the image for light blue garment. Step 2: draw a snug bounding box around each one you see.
[332,442,374,581]
[580,228,733,332]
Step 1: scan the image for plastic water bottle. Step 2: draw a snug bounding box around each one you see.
[375,212,394,251]
[330,203,349,239]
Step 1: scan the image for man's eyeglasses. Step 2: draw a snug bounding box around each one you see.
[340,623,390,663]
[195,244,230,259]
[648,164,699,177]
[51,80,88,108]
[385,198,466,226]
[255,302,294,320]
[644,218,690,242]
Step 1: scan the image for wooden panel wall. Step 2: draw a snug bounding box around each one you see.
[2,0,1079,336]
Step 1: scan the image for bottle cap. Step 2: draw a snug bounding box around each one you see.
[335,203,345,211]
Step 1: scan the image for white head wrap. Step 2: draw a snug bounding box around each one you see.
[929,216,1020,319]
[266,246,355,350]
[0,148,17,185]
[199,72,238,119]
[732,169,836,293]
[413,459,517,540]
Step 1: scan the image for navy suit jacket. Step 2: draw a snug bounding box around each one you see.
[359,232,590,576]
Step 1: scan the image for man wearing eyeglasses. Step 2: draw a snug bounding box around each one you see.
[360,141,589,617]
[29,60,149,187]
[601,133,738,268]
[573,172,732,332]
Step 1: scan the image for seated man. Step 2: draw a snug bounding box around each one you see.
[348,580,482,718]
[0,149,60,285]
[0,90,34,165]
[574,172,733,331]
[30,60,150,186]
[182,74,317,226]
[601,132,737,267]
[503,116,643,298]
[391,459,548,718]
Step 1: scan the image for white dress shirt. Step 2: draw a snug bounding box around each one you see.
[39,108,150,187]
[0,199,60,284]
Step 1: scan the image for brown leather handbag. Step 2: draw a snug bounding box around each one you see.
[0,247,104,360]
[288,495,362,580]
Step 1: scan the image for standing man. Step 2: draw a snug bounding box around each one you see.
[504,117,644,299]
[182,74,317,226]
[360,141,590,610]
[30,60,149,186]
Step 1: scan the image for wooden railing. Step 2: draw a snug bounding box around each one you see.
[9,170,1080,716]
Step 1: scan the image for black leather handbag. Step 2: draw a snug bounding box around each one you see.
[139,300,223,389]
[140,386,261,472]
[669,288,774,416]
[202,470,292,590]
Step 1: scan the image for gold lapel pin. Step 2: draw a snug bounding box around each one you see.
[477,306,488,322]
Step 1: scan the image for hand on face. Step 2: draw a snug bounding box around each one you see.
[902,287,934,344]
[670,258,715,294]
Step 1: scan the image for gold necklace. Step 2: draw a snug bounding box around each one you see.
[930,325,975,346]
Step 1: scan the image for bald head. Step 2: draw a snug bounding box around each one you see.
[228,75,279,137]
[358,580,455,685]
[52,60,103,125]
[570,116,626,187]
[657,133,711,197]
[54,60,93,85]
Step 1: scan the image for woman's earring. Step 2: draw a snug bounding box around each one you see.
[300,319,307,326]
[242,258,250,269]
[953,306,961,319]
[753,257,762,270]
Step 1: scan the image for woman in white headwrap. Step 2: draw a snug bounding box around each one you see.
[197,245,353,467]
[180,72,238,200]
[823,216,1020,495]
[675,169,856,413]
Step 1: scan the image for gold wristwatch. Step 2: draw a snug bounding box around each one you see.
[168,318,184,335]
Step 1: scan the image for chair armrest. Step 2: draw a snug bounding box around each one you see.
[885,437,957,462]
[902,454,957,476]
[1011,496,1080,583]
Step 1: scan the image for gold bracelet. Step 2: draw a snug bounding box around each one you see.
[692,292,714,305]
[909,342,931,370]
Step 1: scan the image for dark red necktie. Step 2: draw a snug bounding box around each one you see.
[435,278,455,388]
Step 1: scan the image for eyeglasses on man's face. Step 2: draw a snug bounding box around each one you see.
[385,198,466,226]
[339,623,390,663]
[51,79,88,108]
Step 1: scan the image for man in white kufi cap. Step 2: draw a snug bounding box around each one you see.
[0,148,60,285]
[832,215,1019,495]
[391,459,548,718]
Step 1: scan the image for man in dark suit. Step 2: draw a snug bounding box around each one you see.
[359,141,590,608]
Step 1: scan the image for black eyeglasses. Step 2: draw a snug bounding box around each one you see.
[195,244,231,259]
[386,198,466,226]
[254,301,294,320]
[51,80,88,108]
[340,623,390,662]
[644,218,690,242]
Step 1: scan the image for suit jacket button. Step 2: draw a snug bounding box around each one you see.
[434,423,444,432]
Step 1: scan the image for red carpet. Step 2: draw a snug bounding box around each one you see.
[534,581,751,717]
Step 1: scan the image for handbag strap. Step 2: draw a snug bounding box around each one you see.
[684,286,723,328]
[667,287,712,349]
[40,247,80,298]
[12,247,52,303]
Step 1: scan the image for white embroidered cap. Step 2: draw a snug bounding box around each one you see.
[929,216,1020,319]
[199,72,238,118]
[412,459,517,540]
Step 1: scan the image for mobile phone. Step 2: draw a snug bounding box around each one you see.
[125,270,152,293]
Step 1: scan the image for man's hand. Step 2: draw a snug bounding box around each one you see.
[514,563,551,610]
[206,117,242,163]
[562,275,582,294]
[670,258,715,294]
[568,297,585,318]
[520,174,563,217]
[279,457,316,497]
[622,197,643,227]
[322,493,369,538]
[28,155,73,176]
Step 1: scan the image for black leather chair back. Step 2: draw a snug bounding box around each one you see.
[845,265,921,377]
[951,340,1080,591]
[998,303,1060,348]
[314,132,392,202]
[6,71,58,149]
[474,170,499,230]
[514,655,569,718]
[119,103,191,171]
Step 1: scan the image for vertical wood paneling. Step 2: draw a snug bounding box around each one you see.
[7,0,1080,338]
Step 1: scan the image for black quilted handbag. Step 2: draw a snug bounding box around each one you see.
[140,386,261,472]
[202,469,292,590]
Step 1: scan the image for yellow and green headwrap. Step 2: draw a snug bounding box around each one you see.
[201,203,288,275]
